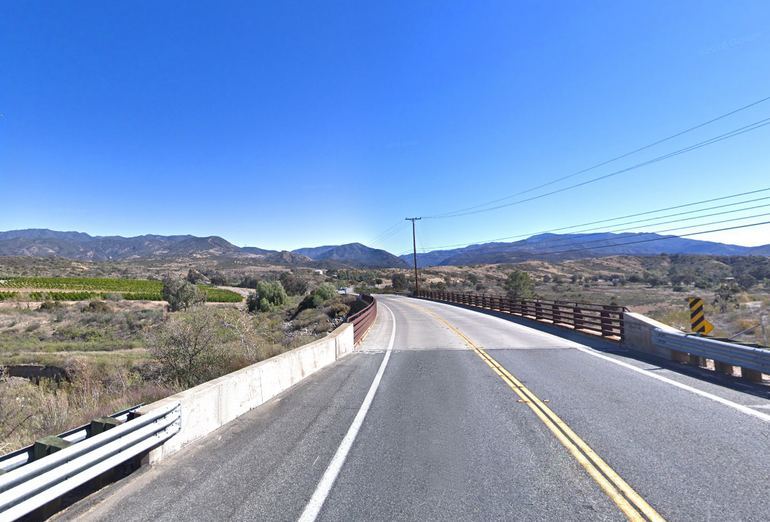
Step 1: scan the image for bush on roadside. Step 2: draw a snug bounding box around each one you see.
[149,307,271,387]
[149,307,227,387]
[246,281,288,313]
[162,276,206,312]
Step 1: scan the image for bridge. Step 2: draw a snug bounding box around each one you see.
[2,294,770,521]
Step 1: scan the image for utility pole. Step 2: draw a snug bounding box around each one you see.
[405,217,421,295]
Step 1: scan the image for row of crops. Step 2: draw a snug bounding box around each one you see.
[0,277,242,303]
[0,276,161,292]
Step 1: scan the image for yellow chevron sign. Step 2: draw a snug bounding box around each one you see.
[688,297,714,335]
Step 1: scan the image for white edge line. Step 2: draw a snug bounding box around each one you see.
[414,296,770,423]
[297,303,397,522]
[573,345,770,423]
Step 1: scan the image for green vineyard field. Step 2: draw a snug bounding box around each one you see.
[0,277,242,303]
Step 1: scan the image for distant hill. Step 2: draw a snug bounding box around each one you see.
[293,243,408,268]
[0,229,403,268]
[401,232,770,267]
[5,229,768,269]
[0,229,247,261]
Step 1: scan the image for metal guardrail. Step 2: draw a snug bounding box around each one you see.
[348,294,377,344]
[0,404,143,475]
[0,402,180,521]
[653,329,770,374]
[417,290,626,341]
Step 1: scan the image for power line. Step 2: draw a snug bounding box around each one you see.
[483,199,770,252]
[367,220,407,247]
[426,95,770,219]
[530,209,770,254]
[399,217,770,258]
[426,116,770,219]
[529,219,770,258]
[398,208,770,257]
[416,187,770,251]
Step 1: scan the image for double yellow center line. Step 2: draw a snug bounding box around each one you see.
[408,302,665,522]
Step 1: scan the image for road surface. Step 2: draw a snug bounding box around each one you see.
[62,295,770,521]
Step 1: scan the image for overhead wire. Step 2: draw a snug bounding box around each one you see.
[367,220,407,247]
[426,116,770,219]
[417,187,770,251]
[425,95,770,218]
[475,200,770,252]
[528,209,770,254]
[529,219,770,257]
[402,208,770,257]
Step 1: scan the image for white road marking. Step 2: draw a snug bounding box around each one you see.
[411,297,770,423]
[573,345,770,423]
[298,303,397,522]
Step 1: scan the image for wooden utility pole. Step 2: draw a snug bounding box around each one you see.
[405,217,421,295]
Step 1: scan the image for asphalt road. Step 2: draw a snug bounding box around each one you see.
[63,295,770,521]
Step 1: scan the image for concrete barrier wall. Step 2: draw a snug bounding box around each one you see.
[623,312,687,361]
[138,322,355,464]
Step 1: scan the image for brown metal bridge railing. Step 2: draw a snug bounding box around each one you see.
[347,294,377,344]
[416,290,626,341]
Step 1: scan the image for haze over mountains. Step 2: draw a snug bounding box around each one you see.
[1,229,768,269]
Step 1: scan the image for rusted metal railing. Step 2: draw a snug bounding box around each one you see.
[416,290,626,341]
[348,294,377,344]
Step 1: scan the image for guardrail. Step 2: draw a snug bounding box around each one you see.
[0,404,142,475]
[417,290,626,341]
[0,402,180,521]
[653,329,769,381]
[348,294,377,344]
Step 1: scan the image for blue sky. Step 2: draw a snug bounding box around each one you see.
[2,1,770,254]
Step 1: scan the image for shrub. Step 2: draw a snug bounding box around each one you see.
[279,272,309,296]
[247,281,288,313]
[293,283,340,317]
[186,269,207,284]
[238,276,259,289]
[207,272,228,286]
[391,273,408,292]
[82,300,112,314]
[149,307,226,387]
[38,300,64,312]
[162,276,206,312]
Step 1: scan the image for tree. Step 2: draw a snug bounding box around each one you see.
[279,272,309,296]
[162,276,206,312]
[186,269,206,284]
[247,281,288,313]
[294,283,340,315]
[714,280,740,313]
[391,273,408,292]
[504,270,534,300]
[206,271,228,286]
[239,276,259,289]
[149,307,224,387]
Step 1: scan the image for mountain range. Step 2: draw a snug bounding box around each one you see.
[400,232,770,267]
[1,229,768,269]
[0,229,407,268]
